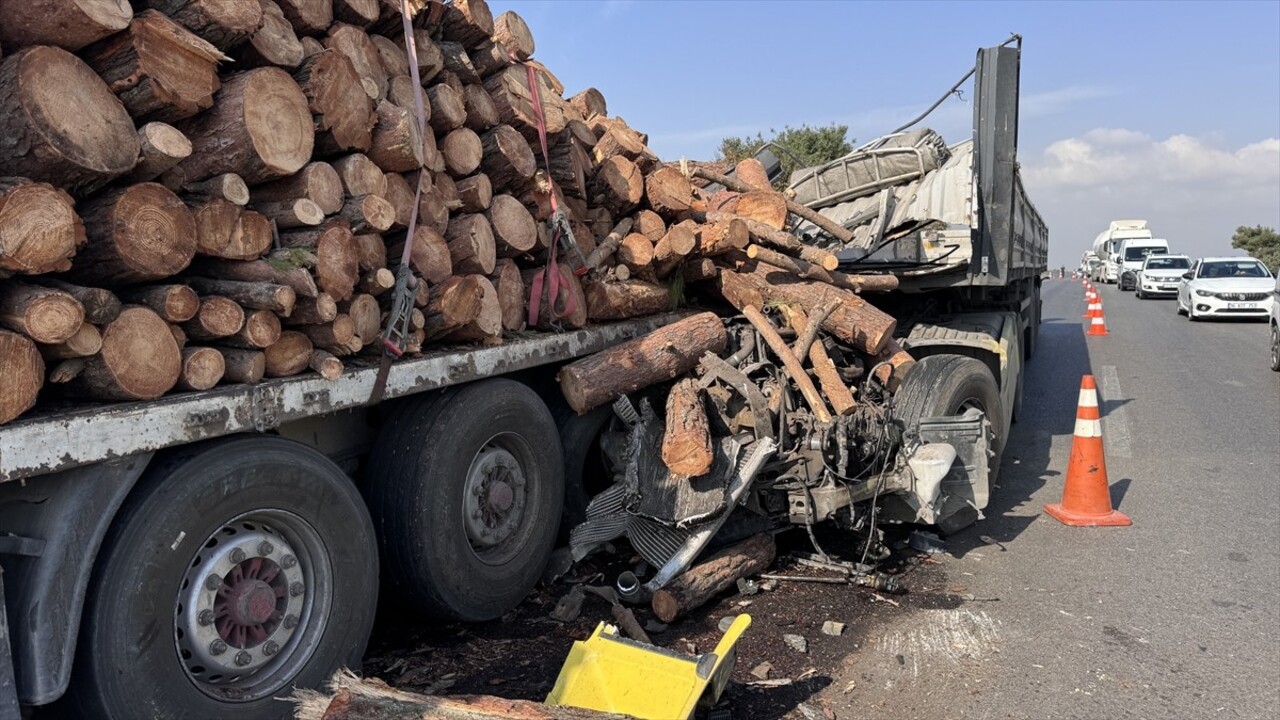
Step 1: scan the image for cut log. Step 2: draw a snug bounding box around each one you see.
[491,10,534,60]
[181,173,251,205]
[359,267,394,295]
[352,232,385,272]
[182,295,245,339]
[616,234,654,273]
[297,315,354,347]
[252,161,344,215]
[583,279,669,322]
[633,209,666,243]
[467,39,508,80]
[717,266,896,355]
[279,221,359,300]
[252,197,324,229]
[263,329,312,376]
[72,183,197,284]
[0,283,84,344]
[456,173,493,213]
[479,125,536,191]
[548,132,592,201]
[308,348,343,379]
[219,347,265,382]
[119,284,200,322]
[298,35,324,58]
[463,83,500,132]
[175,67,314,184]
[192,256,319,298]
[185,278,296,315]
[175,346,225,390]
[708,211,838,271]
[385,74,417,110]
[445,214,496,275]
[583,217,632,271]
[124,122,194,183]
[558,311,726,415]
[138,0,264,50]
[444,275,501,341]
[413,177,453,234]
[653,220,696,277]
[334,0,379,28]
[381,173,416,229]
[335,194,396,233]
[734,190,788,231]
[276,0,331,36]
[441,0,494,49]
[694,167,856,245]
[427,83,467,134]
[393,27,443,83]
[0,329,42,424]
[661,378,714,477]
[81,10,227,123]
[331,153,387,197]
[589,156,643,215]
[0,47,140,195]
[871,336,915,392]
[746,245,900,293]
[39,322,103,361]
[32,280,120,325]
[437,41,480,85]
[567,87,607,121]
[488,258,524,332]
[295,49,376,155]
[651,533,776,623]
[367,100,424,172]
[222,308,282,348]
[0,1,130,50]
[286,292,337,324]
[782,305,856,416]
[238,0,304,69]
[344,292,380,345]
[325,22,386,100]
[696,217,749,257]
[422,275,483,340]
[594,125,650,167]
[0,178,83,277]
[440,127,483,177]
[485,194,536,257]
[484,64,566,143]
[192,198,251,259]
[388,226,452,283]
[434,173,462,211]
[57,307,181,400]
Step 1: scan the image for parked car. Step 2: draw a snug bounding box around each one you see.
[1176,257,1276,321]
[1135,254,1191,299]
[1270,274,1279,371]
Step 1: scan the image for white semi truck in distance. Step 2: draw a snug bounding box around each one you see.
[1092,220,1152,284]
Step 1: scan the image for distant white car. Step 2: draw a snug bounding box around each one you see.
[1176,257,1276,321]
[1135,254,1190,299]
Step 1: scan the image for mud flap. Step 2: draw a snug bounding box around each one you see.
[916,409,992,534]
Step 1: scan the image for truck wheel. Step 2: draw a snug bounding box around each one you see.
[895,355,1004,480]
[1023,287,1040,361]
[556,404,616,531]
[365,379,564,621]
[66,438,378,720]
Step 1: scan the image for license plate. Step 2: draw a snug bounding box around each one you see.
[1227,303,1256,309]
[1161,286,1177,291]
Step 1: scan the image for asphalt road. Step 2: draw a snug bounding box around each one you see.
[820,279,1280,720]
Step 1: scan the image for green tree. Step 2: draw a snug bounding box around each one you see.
[1230,225,1280,272]
[716,124,853,189]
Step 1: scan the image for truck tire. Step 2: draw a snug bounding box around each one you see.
[65,437,378,720]
[365,379,564,621]
[556,404,616,532]
[895,355,1004,480]
[1023,286,1040,361]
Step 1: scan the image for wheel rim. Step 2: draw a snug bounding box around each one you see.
[1272,327,1279,368]
[462,434,535,566]
[175,510,332,701]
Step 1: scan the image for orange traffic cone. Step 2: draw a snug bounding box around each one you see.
[1045,376,1130,526]
[1083,298,1102,319]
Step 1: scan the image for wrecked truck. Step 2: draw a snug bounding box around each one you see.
[0,41,1044,720]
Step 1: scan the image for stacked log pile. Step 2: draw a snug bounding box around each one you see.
[0,0,908,427]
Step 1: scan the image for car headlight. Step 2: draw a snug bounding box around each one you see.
[1194,289,1214,297]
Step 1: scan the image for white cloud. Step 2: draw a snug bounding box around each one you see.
[1023,130,1280,264]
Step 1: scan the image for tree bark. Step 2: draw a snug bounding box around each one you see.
[0,47,140,195]
[180,173,251,205]
[583,217,631,271]
[189,256,319,298]
[557,311,726,415]
[367,100,424,172]
[782,305,856,416]
[0,328,42,424]
[295,49,376,156]
[477,125,535,193]
[0,0,132,50]
[253,197,324,228]
[253,161,344,215]
[682,257,719,283]
[440,127,484,177]
[381,173,416,229]
[175,67,314,184]
[444,275,501,342]
[463,83,500,132]
[456,173,493,213]
[427,83,467,134]
[277,0,331,36]
[238,0,304,69]
[445,214,497,275]
[388,225,452,284]
[185,278,297,316]
[39,321,103,361]
[483,64,566,143]
[333,194,395,233]
[485,194,537,257]
[746,244,899,293]
[324,22,386,100]
[334,0,379,28]
[871,336,915,392]
[583,279,668,322]
[124,122,194,183]
[441,0,494,49]
[707,211,838,271]
[590,156,643,216]
[742,305,832,422]
[548,132,591,201]
[0,283,84,344]
[332,153,388,198]
[696,217,748,256]
[651,533,776,623]
[567,88,607,121]
[81,10,227,123]
[394,26,444,83]
[182,295,245,340]
[72,183,197,284]
[119,284,200,322]
[218,347,265,383]
[70,306,182,400]
[694,167,857,245]
[32,280,119,325]
[296,315,355,348]
[662,378,714,477]
[0,178,83,277]
[422,275,483,340]
[280,222,359,301]
[491,10,534,60]
[175,346,225,390]
[139,0,264,50]
[263,329,312,376]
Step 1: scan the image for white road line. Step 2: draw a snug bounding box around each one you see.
[1099,365,1133,458]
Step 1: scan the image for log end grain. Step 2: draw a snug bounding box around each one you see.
[0,328,44,424]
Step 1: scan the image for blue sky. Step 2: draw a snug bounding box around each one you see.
[511,0,1280,266]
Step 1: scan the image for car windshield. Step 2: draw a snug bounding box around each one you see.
[1144,257,1190,270]
[1124,246,1165,261]
[1198,261,1271,278]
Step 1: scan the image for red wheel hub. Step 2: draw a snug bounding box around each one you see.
[214,557,286,648]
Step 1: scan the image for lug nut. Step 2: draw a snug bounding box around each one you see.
[283,614,299,630]
[280,554,297,569]
[234,651,252,667]
[209,639,227,656]
[205,574,222,591]
[289,581,304,597]
[263,641,280,657]
[229,548,246,563]
[258,541,274,556]
[197,609,215,626]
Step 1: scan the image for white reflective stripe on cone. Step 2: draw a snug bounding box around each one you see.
[1074,417,1103,437]
[1078,388,1099,408]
